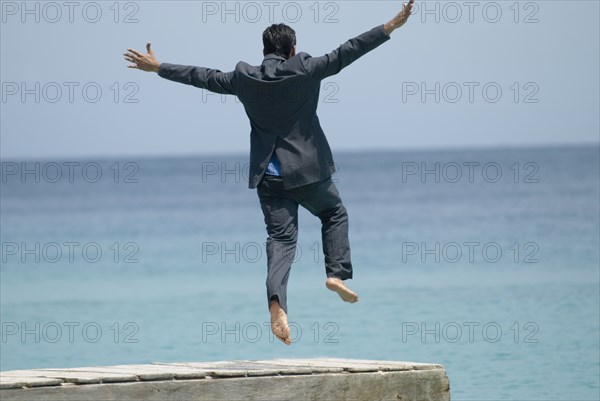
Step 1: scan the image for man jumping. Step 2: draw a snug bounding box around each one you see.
[124,0,414,346]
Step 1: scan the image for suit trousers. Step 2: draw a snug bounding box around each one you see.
[256,174,353,314]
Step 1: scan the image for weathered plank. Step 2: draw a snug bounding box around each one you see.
[0,376,63,390]
[0,358,450,401]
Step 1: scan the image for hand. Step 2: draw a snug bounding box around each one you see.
[384,0,414,35]
[124,42,161,72]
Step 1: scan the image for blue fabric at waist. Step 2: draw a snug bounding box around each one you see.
[265,151,282,176]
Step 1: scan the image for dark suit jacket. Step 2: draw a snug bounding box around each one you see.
[158,24,391,189]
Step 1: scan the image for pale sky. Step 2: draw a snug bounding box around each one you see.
[1,1,599,159]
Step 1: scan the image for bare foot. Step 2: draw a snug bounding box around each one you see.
[269,301,292,345]
[326,277,359,303]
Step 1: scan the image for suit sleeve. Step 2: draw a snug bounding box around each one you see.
[157,63,237,95]
[302,24,391,81]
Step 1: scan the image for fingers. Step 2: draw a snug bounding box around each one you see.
[124,53,141,69]
[123,51,140,63]
[277,331,291,345]
[275,333,290,344]
[127,48,143,57]
[146,41,154,56]
[399,0,413,22]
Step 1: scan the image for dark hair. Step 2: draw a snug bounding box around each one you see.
[262,24,296,59]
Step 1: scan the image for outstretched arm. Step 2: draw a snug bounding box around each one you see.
[123,43,237,95]
[302,0,414,81]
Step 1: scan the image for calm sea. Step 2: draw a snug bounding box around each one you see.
[1,145,599,400]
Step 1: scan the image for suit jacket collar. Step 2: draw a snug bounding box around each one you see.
[262,53,287,63]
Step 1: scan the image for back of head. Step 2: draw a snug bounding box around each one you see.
[262,24,296,59]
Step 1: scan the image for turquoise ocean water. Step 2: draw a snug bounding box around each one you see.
[1,145,599,400]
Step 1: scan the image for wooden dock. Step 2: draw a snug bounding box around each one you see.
[0,358,450,401]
